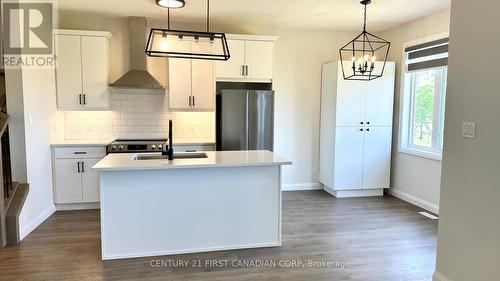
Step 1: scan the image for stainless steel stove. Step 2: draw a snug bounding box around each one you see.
[107,139,168,154]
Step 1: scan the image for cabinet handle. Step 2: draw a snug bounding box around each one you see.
[245,65,249,76]
[79,94,82,105]
[367,121,370,125]
[360,122,364,125]
[81,161,85,173]
[366,128,370,132]
[74,151,87,155]
[360,128,364,131]
[83,94,86,105]
[77,162,81,173]
[188,96,191,107]
[192,96,195,107]
[241,65,245,76]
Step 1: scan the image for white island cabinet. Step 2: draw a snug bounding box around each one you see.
[93,150,291,260]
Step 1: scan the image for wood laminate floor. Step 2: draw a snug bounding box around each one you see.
[0,191,438,281]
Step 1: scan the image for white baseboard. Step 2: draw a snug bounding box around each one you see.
[433,271,453,281]
[323,186,384,198]
[55,202,100,211]
[20,205,56,240]
[282,182,321,191]
[387,188,439,215]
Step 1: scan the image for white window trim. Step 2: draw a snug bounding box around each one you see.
[397,32,449,162]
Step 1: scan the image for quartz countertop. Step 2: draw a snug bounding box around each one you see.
[92,150,292,171]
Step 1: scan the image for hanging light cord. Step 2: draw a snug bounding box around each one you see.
[363,3,367,31]
[207,0,210,32]
[167,7,170,30]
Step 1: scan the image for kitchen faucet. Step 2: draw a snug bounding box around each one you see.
[162,119,174,160]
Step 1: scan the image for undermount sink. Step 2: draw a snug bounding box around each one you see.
[133,153,208,160]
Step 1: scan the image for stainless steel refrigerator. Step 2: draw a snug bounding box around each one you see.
[216,90,274,151]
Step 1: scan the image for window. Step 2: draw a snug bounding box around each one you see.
[400,38,448,159]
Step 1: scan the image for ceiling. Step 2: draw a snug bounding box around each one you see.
[57,0,451,32]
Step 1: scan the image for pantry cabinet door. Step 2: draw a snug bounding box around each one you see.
[362,127,392,189]
[365,62,395,127]
[336,65,367,127]
[334,127,364,190]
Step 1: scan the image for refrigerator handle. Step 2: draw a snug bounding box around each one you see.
[245,91,250,150]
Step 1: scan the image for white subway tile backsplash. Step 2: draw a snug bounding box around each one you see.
[62,92,215,142]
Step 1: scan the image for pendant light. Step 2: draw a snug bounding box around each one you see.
[339,0,390,81]
[156,0,185,9]
[146,0,230,61]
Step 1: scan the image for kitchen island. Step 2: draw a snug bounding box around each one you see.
[93,150,291,260]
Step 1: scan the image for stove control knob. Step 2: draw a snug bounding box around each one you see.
[118,145,124,151]
[151,145,156,150]
[157,144,163,150]
[111,145,117,151]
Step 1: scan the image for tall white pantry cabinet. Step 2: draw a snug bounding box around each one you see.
[319,61,395,198]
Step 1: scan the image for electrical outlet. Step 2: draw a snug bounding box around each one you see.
[462,122,476,139]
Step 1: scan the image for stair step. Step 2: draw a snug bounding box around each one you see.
[6,183,29,245]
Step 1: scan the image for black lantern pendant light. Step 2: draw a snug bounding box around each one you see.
[146,0,230,61]
[339,0,390,80]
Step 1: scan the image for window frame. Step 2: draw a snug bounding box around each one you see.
[398,33,449,161]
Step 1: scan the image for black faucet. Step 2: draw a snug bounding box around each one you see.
[162,119,174,160]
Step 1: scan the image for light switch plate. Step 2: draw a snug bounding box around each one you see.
[462,122,476,139]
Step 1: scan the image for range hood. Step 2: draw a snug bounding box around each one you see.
[110,17,165,92]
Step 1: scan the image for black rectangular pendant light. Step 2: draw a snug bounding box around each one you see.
[145,29,230,60]
[145,0,230,61]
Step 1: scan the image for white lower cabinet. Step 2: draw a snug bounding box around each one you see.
[52,146,105,205]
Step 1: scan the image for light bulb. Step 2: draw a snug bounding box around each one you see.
[351,57,356,62]
[364,54,369,62]
[158,35,169,52]
[371,56,376,62]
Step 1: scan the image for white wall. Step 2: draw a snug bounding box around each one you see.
[434,1,500,280]
[18,68,60,238]
[381,9,450,213]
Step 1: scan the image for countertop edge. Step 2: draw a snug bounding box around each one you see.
[93,161,292,171]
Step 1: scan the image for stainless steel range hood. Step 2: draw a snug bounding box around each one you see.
[110,17,165,93]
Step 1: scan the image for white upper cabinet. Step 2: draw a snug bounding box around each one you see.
[215,39,245,79]
[336,77,367,127]
[336,62,396,127]
[168,41,215,111]
[54,30,111,110]
[244,40,274,80]
[55,35,82,109]
[216,35,278,82]
[365,62,396,127]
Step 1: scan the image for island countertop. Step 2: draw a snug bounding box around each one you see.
[92,150,292,171]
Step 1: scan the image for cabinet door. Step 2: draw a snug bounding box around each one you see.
[365,62,395,126]
[334,127,364,190]
[169,58,192,109]
[191,41,215,110]
[245,40,274,80]
[215,39,245,79]
[55,35,82,109]
[81,36,110,109]
[362,127,392,189]
[54,159,83,203]
[82,158,101,202]
[336,65,367,126]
